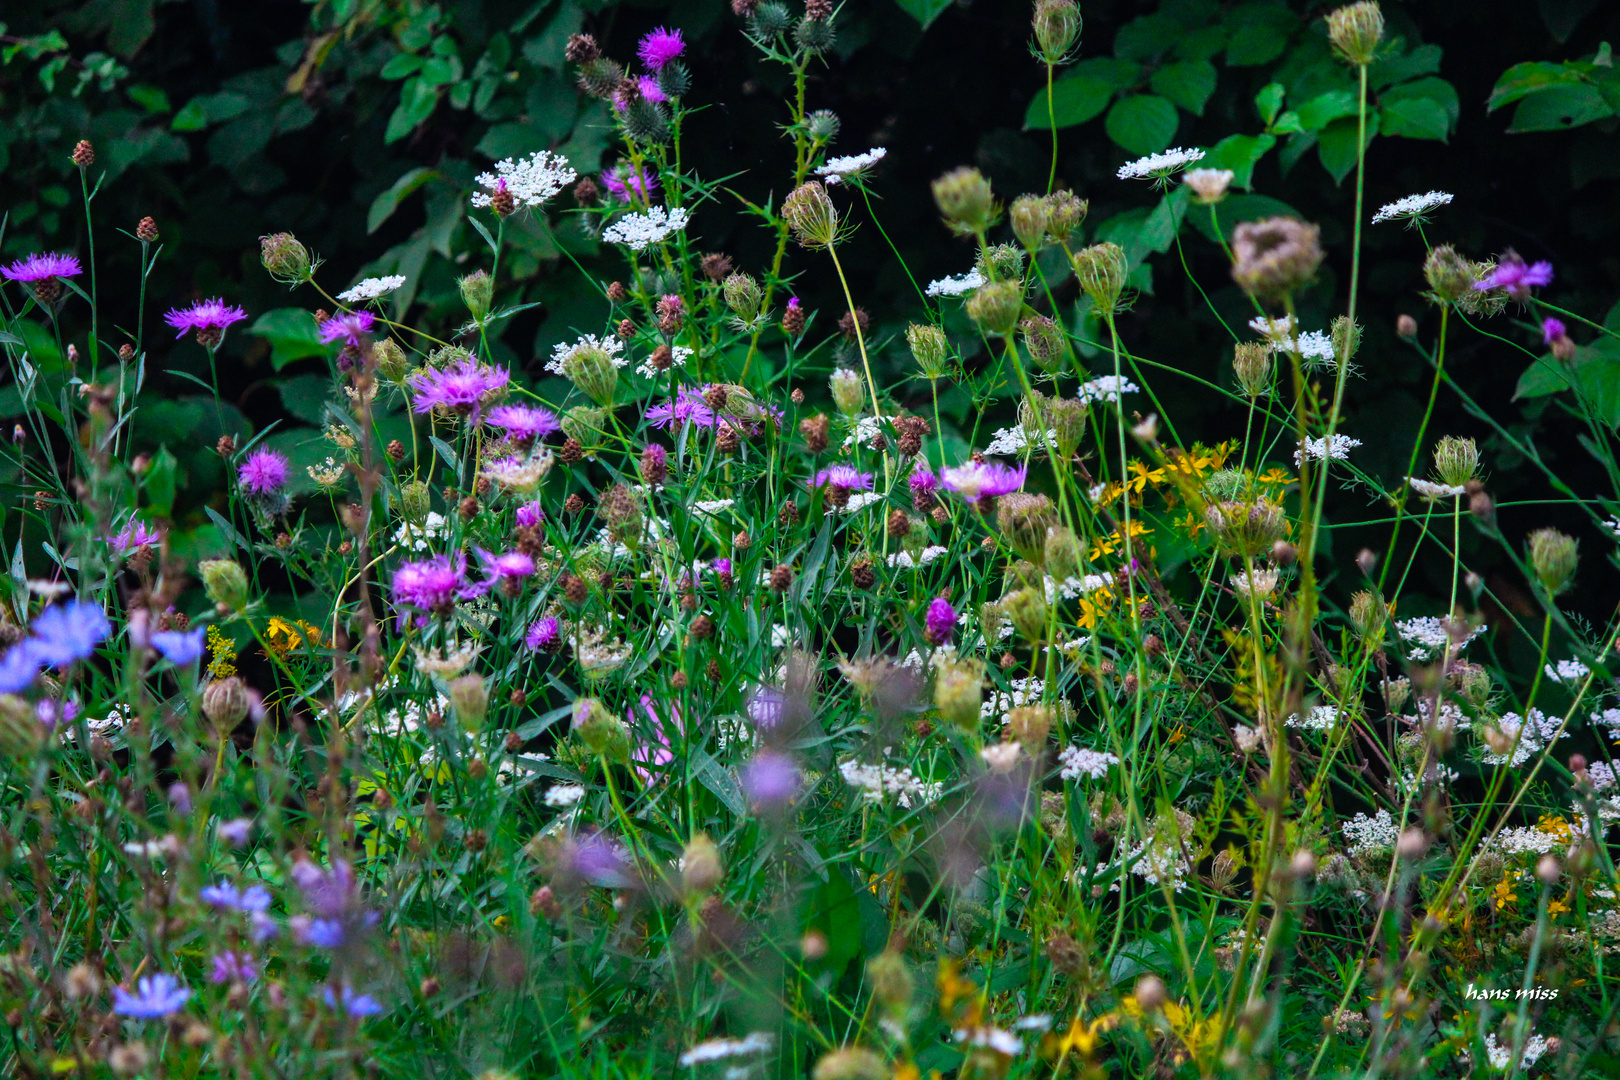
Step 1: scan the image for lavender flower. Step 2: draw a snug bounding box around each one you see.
[319,310,375,348]
[909,467,940,497]
[210,951,258,984]
[742,750,801,810]
[1474,252,1553,301]
[324,984,383,1017]
[238,447,290,495]
[297,918,348,948]
[151,627,206,666]
[486,404,560,444]
[746,686,785,729]
[200,881,273,912]
[1,252,83,283]
[113,974,191,1019]
[807,466,875,492]
[647,387,719,429]
[217,818,254,846]
[524,616,561,651]
[164,298,248,343]
[940,462,1026,501]
[408,357,511,424]
[27,600,110,668]
[569,831,638,888]
[925,597,957,645]
[0,646,40,694]
[1542,317,1567,345]
[638,26,685,70]
[108,519,162,554]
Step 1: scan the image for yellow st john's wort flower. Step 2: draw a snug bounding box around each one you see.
[1120,995,1221,1070]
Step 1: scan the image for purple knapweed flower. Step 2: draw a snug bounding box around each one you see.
[210,951,257,984]
[1473,252,1553,301]
[746,686,784,729]
[602,166,659,202]
[1542,318,1567,345]
[808,465,874,492]
[742,750,801,811]
[297,917,348,948]
[151,627,206,666]
[925,597,957,645]
[164,298,248,342]
[113,974,191,1019]
[392,552,483,621]
[940,461,1026,501]
[1,252,82,283]
[908,467,940,496]
[408,357,511,424]
[647,387,719,429]
[108,519,162,554]
[638,26,685,71]
[28,600,110,668]
[318,310,375,348]
[515,501,544,529]
[200,880,273,913]
[486,404,560,444]
[168,782,192,814]
[569,830,638,888]
[711,557,733,589]
[34,698,79,731]
[324,984,383,1017]
[476,547,535,581]
[524,616,561,652]
[238,447,290,495]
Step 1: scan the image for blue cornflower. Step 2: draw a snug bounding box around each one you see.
[323,984,382,1017]
[28,601,110,667]
[151,627,206,666]
[301,917,347,948]
[112,974,191,1018]
[0,645,40,693]
[200,881,273,913]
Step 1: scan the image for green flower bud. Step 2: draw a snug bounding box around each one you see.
[625,97,671,145]
[399,480,432,525]
[976,242,1025,282]
[965,279,1025,336]
[561,405,608,447]
[996,493,1057,564]
[1326,1,1384,66]
[934,658,985,731]
[449,673,488,732]
[1528,527,1578,598]
[866,950,914,1013]
[931,166,999,237]
[1072,242,1128,317]
[572,698,630,763]
[576,57,624,99]
[373,338,409,383]
[203,676,251,731]
[906,323,950,381]
[830,368,865,416]
[1331,315,1361,368]
[1432,435,1480,488]
[1233,342,1273,398]
[1423,245,1475,304]
[794,15,837,53]
[750,2,793,38]
[1043,190,1088,242]
[681,832,724,895]
[1201,468,1250,504]
[199,559,249,611]
[459,270,494,323]
[1003,585,1049,643]
[561,341,620,406]
[806,109,841,142]
[723,272,763,321]
[259,232,311,285]
[1047,396,1088,459]
[1032,0,1081,63]
[1010,195,1051,250]
[1020,314,1066,373]
[782,181,839,249]
[1348,590,1387,643]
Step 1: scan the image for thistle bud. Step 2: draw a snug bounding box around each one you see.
[1422,245,1474,303]
[795,14,837,53]
[399,480,432,524]
[572,698,629,763]
[996,493,1057,564]
[1527,527,1578,598]
[1330,315,1361,368]
[199,559,250,611]
[906,323,950,380]
[1183,168,1234,205]
[1071,242,1128,317]
[373,338,409,382]
[458,270,494,323]
[1233,342,1273,398]
[1230,218,1323,300]
[806,109,841,142]
[136,216,159,243]
[259,232,311,284]
[561,342,619,406]
[1009,194,1051,250]
[1348,590,1387,642]
[782,181,839,249]
[1432,436,1479,488]
[750,1,793,37]
[203,677,251,730]
[934,658,985,730]
[1204,499,1286,557]
[723,272,763,321]
[1003,586,1049,643]
[1326,1,1384,66]
[681,832,724,895]
[72,140,96,168]
[1032,0,1081,63]
[1020,314,1065,372]
[965,279,1024,336]
[829,369,865,416]
[640,444,668,485]
[449,674,488,731]
[1043,190,1088,242]
[931,166,998,237]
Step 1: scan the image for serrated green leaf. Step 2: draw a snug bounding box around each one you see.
[385,77,440,145]
[1316,113,1378,184]
[1295,89,1358,132]
[1488,60,1590,111]
[368,166,438,234]
[1115,14,1182,61]
[1151,60,1217,115]
[1369,43,1443,90]
[1255,82,1285,125]
[1380,97,1452,141]
[1105,94,1179,156]
[1224,3,1297,66]
[1201,133,1276,189]
[1507,83,1613,131]
[1025,59,1142,130]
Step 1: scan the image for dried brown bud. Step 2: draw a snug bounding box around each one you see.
[386,439,406,462]
[701,253,735,282]
[606,281,629,303]
[887,509,911,539]
[769,564,794,592]
[559,438,584,464]
[565,33,601,63]
[216,434,236,456]
[1396,313,1418,339]
[649,343,673,370]
[850,557,875,589]
[572,176,600,205]
[563,573,588,604]
[72,140,95,167]
[564,493,585,515]
[791,387,805,405]
[800,414,830,453]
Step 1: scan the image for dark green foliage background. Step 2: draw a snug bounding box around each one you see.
[3,0,1620,628]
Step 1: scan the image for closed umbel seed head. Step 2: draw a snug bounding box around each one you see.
[966,279,1025,336]
[1527,527,1578,597]
[1032,0,1081,63]
[1327,2,1384,66]
[1072,242,1129,317]
[1348,590,1387,642]
[906,323,950,380]
[1009,194,1051,249]
[829,369,864,416]
[1432,435,1479,488]
[1021,314,1065,372]
[1205,498,1287,557]
[259,232,311,284]
[1233,342,1273,397]
[1330,315,1361,367]
[1043,190,1088,241]
[723,273,763,320]
[931,166,999,236]
[782,181,839,248]
[1231,217,1323,299]
[1422,245,1474,303]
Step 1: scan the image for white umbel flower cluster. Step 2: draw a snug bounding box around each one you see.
[1395,615,1484,660]
[545,333,627,376]
[815,147,887,184]
[925,268,986,297]
[1058,745,1119,780]
[984,425,1057,457]
[1077,375,1139,404]
[471,150,576,210]
[337,275,407,304]
[1286,705,1340,731]
[1295,433,1362,465]
[1342,809,1400,855]
[634,344,693,377]
[887,545,949,569]
[602,206,691,250]
[1408,477,1466,500]
[1117,146,1205,180]
[544,784,585,807]
[1544,658,1589,683]
[839,760,942,808]
[1481,709,1565,766]
[677,1032,775,1067]
[1371,190,1453,225]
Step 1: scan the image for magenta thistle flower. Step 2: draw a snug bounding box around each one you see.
[602,165,660,202]
[238,447,290,494]
[476,547,535,581]
[164,298,248,343]
[637,75,667,103]
[647,387,718,429]
[486,404,560,443]
[407,357,511,424]
[392,552,483,621]
[1,252,82,282]
[108,518,162,554]
[940,461,1026,500]
[1473,252,1553,301]
[808,466,875,492]
[909,467,940,496]
[515,501,544,529]
[637,26,685,71]
[318,310,375,348]
[1542,317,1567,345]
[711,557,733,589]
[925,597,957,645]
[524,616,561,652]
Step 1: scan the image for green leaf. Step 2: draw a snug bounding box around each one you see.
[1380,97,1452,141]
[1316,112,1378,183]
[127,84,170,114]
[1151,60,1217,115]
[893,0,952,29]
[1514,355,1573,399]
[380,53,426,80]
[1382,77,1460,131]
[248,308,327,371]
[170,90,252,132]
[1024,59,1142,130]
[1224,3,1297,66]
[1295,89,1358,132]
[385,77,440,145]
[1115,14,1182,61]
[1488,60,1589,111]
[1105,94,1180,156]
[1255,82,1285,126]
[367,167,438,234]
[1187,193,1301,244]
[276,374,336,426]
[1201,133,1276,189]
[1369,43,1443,90]
[1508,83,1613,131]
[143,448,178,517]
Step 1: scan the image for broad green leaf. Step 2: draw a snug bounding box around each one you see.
[1382,77,1460,129]
[1025,59,1142,130]
[1487,60,1589,111]
[1369,43,1443,90]
[1171,24,1228,62]
[1200,133,1276,189]
[1104,93,1179,156]
[1224,3,1297,66]
[1255,82,1285,126]
[385,77,440,145]
[1295,89,1358,132]
[367,166,438,234]
[1508,83,1613,131]
[1514,355,1573,399]
[276,374,337,426]
[380,53,426,80]
[171,90,252,132]
[206,112,276,169]
[1316,112,1378,184]
[1151,60,1217,116]
[248,308,327,371]
[1380,97,1452,141]
[143,448,178,518]
[1115,14,1181,61]
[894,0,952,29]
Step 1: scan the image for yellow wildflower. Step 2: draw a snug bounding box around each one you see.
[206,625,237,679]
[1493,876,1518,911]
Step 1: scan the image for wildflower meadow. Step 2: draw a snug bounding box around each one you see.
[4,0,1620,1077]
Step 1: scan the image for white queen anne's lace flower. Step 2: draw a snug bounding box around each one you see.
[925,269,986,297]
[634,344,692,377]
[1077,375,1139,404]
[1371,190,1453,225]
[471,150,576,209]
[814,147,887,184]
[602,206,691,251]
[887,545,948,569]
[545,333,627,375]
[1117,146,1204,180]
[1286,705,1340,731]
[1342,809,1399,855]
[677,1033,775,1066]
[1058,745,1118,780]
[544,784,585,807]
[1294,434,1361,465]
[337,275,407,304]
[1544,658,1589,683]
[1408,477,1465,500]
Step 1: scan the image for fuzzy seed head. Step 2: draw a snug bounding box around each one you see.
[1527,527,1578,597]
[1233,342,1273,398]
[1230,218,1323,300]
[1009,194,1051,249]
[782,181,839,248]
[931,166,999,237]
[1071,242,1128,316]
[966,278,1025,336]
[1432,435,1479,488]
[1032,0,1081,63]
[1327,2,1384,66]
